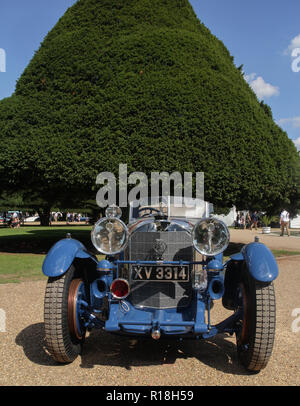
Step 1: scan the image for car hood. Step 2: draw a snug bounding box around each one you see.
[128,217,194,235]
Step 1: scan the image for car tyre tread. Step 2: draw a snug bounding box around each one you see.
[237,270,276,372]
[44,265,84,363]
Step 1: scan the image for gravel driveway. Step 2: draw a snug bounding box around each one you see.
[0,233,299,386]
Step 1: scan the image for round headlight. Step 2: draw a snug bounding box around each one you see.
[192,218,230,256]
[105,204,122,219]
[91,217,128,255]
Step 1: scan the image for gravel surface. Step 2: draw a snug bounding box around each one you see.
[229,228,300,251]
[0,232,299,386]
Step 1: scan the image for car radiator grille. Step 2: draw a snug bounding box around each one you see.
[126,231,193,309]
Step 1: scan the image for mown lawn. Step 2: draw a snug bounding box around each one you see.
[0,225,299,284]
[0,251,299,284]
[271,249,300,257]
[0,225,95,283]
[0,225,93,253]
[0,225,92,239]
[0,254,46,284]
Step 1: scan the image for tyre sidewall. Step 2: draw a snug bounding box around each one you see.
[44,264,86,363]
[237,266,275,371]
[237,269,256,368]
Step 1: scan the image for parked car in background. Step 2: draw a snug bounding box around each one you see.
[1,211,24,227]
[24,216,40,222]
[79,216,90,223]
[0,213,7,224]
[42,197,278,372]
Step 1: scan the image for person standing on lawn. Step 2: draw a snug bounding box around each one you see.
[280,209,290,237]
[250,211,258,230]
[240,213,246,229]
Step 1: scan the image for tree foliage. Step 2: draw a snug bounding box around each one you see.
[0,0,299,216]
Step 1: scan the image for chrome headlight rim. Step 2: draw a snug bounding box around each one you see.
[91,217,129,256]
[192,217,230,257]
[105,204,122,219]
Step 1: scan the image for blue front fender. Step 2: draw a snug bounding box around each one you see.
[240,242,279,282]
[42,238,97,277]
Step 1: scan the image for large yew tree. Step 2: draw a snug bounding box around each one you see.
[0,0,299,224]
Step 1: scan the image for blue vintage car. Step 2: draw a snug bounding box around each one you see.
[42,197,278,372]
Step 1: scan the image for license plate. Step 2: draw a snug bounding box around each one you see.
[132,265,189,282]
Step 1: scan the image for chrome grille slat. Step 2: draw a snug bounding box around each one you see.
[126,231,193,309]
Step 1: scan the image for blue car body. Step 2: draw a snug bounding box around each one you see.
[43,217,278,340]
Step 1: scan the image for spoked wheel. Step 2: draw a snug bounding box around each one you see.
[235,270,276,372]
[44,265,88,363]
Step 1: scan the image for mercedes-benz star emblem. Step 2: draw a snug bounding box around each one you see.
[153,239,167,259]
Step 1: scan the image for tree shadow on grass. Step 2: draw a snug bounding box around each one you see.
[15,323,252,376]
[0,227,95,254]
[1,231,246,256]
